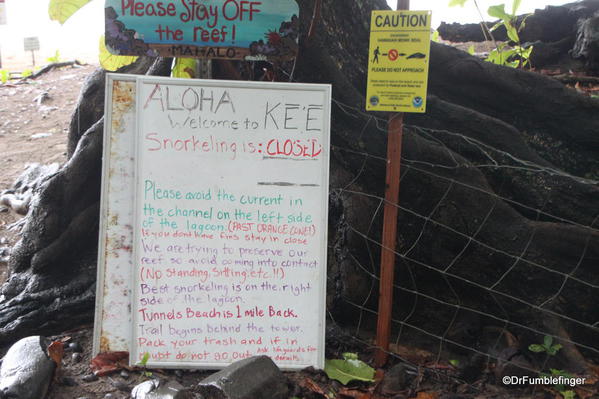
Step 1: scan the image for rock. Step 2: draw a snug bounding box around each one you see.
[30,132,53,139]
[494,348,535,387]
[72,352,82,362]
[61,376,78,386]
[33,92,50,106]
[68,342,83,353]
[111,378,130,391]
[380,363,409,395]
[0,336,56,399]
[81,373,98,382]
[198,356,289,399]
[104,394,115,399]
[131,379,194,399]
[120,369,130,379]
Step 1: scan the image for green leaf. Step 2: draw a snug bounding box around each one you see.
[547,343,563,356]
[561,390,575,399]
[448,0,469,7]
[506,23,520,43]
[467,45,475,55]
[48,0,92,24]
[342,352,359,360]
[99,35,138,71]
[528,344,546,353]
[553,343,563,351]
[46,50,61,64]
[324,355,375,385]
[172,58,197,79]
[488,4,511,22]
[544,335,554,348]
[512,0,522,15]
[449,359,460,367]
[0,70,9,84]
[140,352,150,367]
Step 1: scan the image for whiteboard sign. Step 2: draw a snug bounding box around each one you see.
[131,76,331,369]
[93,74,138,355]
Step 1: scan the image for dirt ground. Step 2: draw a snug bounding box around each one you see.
[0,64,95,253]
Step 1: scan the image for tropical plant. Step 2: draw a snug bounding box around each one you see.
[530,337,577,399]
[448,0,533,68]
[171,58,198,79]
[528,335,562,356]
[46,50,62,64]
[0,69,9,84]
[486,2,533,68]
[49,0,137,70]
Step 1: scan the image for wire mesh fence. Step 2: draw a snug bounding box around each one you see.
[315,91,599,393]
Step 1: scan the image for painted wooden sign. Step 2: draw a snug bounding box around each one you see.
[104,0,299,61]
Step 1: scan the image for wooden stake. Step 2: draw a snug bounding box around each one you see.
[374,0,409,368]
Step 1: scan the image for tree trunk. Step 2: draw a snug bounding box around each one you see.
[1,0,598,375]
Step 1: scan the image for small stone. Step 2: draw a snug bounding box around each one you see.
[76,397,90,399]
[30,132,53,139]
[198,356,288,399]
[131,379,193,399]
[68,342,83,353]
[174,369,183,379]
[112,378,130,391]
[104,394,115,399]
[61,376,78,386]
[120,370,130,379]
[81,373,98,382]
[71,352,82,362]
[380,363,409,395]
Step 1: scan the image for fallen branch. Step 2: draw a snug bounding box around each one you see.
[21,60,83,81]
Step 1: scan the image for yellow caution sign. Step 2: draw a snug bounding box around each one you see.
[366,10,432,113]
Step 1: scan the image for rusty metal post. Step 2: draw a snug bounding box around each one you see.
[374,0,409,368]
